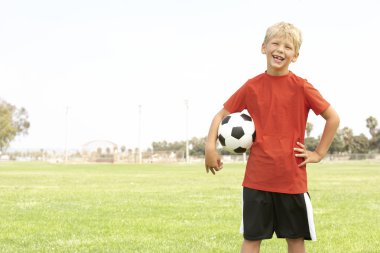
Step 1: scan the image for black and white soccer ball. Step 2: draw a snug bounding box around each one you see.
[217,112,255,154]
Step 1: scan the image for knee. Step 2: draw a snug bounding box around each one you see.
[286,238,305,253]
[241,239,261,253]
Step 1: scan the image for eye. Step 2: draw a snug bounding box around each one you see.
[285,45,293,50]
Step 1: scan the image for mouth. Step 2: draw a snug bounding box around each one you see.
[272,55,284,62]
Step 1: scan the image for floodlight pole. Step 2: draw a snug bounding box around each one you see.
[185,99,189,164]
[64,106,69,163]
[138,104,142,164]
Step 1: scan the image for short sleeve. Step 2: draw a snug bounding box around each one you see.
[223,81,249,113]
[304,81,330,115]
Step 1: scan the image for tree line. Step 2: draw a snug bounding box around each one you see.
[152,117,380,158]
[305,117,379,156]
[1,98,379,158]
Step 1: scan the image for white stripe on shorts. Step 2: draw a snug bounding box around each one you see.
[304,193,317,241]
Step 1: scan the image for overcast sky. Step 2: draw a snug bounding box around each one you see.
[1,0,379,151]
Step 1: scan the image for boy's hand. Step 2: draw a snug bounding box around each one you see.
[294,142,323,167]
[204,108,230,175]
[205,146,223,175]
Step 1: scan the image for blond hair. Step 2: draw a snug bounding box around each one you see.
[263,22,302,55]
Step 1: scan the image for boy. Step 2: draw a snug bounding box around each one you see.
[204,22,340,253]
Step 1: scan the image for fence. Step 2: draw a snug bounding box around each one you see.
[2,150,380,164]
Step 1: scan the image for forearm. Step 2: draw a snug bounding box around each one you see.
[204,108,230,173]
[206,117,222,149]
[206,108,230,150]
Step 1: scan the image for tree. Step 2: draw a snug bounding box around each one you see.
[152,140,186,158]
[0,99,30,152]
[120,145,126,159]
[304,122,318,152]
[342,127,353,152]
[306,122,313,138]
[329,131,345,154]
[366,116,380,151]
[366,116,378,137]
[349,134,370,160]
[372,132,380,151]
[189,136,207,156]
[304,137,318,151]
[350,134,369,154]
[152,140,169,152]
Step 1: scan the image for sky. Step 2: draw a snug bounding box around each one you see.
[1,0,379,152]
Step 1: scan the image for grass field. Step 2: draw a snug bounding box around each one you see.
[0,161,379,253]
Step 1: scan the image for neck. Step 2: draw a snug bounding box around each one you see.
[266,68,289,76]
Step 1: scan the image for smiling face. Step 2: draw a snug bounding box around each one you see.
[261,35,299,76]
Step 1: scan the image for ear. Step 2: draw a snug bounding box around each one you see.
[291,53,299,63]
[261,43,266,54]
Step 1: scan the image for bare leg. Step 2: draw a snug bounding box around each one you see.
[241,239,261,253]
[286,238,305,253]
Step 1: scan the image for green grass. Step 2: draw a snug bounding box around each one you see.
[0,161,379,252]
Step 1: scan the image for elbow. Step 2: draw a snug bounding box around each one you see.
[336,115,341,127]
[324,106,340,129]
[334,111,340,128]
[331,112,340,133]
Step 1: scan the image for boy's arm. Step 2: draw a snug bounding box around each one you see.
[205,108,231,174]
[295,106,340,167]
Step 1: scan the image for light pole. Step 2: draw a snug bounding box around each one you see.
[185,99,189,164]
[64,106,69,163]
[138,104,142,164]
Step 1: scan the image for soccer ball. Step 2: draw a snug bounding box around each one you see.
[217,112,255,154]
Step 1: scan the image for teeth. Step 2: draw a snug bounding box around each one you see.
[273,55,284,60]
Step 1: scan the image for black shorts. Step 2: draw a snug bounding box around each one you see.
[240,187,316,241]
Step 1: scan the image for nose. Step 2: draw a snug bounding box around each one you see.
[276,44,284,53]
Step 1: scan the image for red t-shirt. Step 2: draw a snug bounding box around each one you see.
[223,71,330,194]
